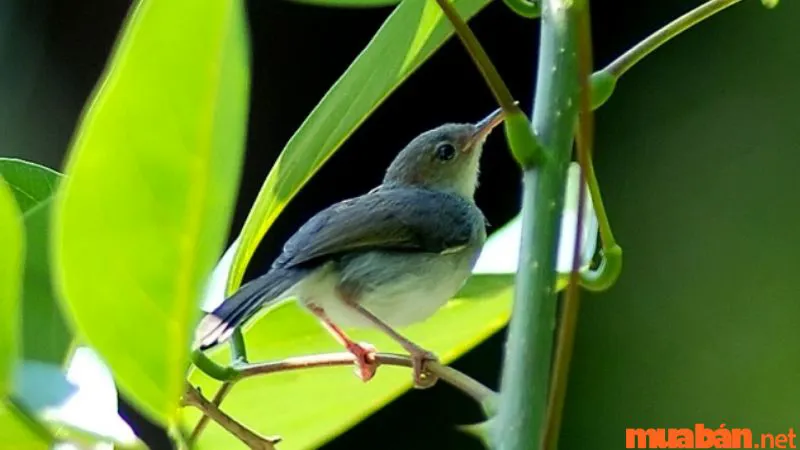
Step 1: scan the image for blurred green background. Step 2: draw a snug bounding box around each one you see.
[1,0,797,448]
[563,0,800,446]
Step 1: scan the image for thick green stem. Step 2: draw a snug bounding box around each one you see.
[544,5,593,449]
[495,1,579,448]
[230,328,248,364]
[602,0,742,79]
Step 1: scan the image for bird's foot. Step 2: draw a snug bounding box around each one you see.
[408,347,439,389]
[345,341,378,382]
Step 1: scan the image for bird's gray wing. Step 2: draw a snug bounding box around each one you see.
[272,187,481,269]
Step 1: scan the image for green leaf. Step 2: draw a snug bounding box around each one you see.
[225,0,492,295]
[0,159,60,214]
[53,0,250,426]
[290,0,401,7]
[0,176,24,395]
[0,402,49,450]
[20,201,72,364]
[0,158,72,365]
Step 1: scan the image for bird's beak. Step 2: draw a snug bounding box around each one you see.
[466,107,506,151]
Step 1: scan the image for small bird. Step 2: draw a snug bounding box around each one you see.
[194,107,505,387]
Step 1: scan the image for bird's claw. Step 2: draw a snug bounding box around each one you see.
[346,341,378,382]
[410,349,439,389]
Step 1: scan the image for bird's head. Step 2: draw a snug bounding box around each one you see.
[383,107,505,199]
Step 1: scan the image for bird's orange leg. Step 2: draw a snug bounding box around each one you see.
[306,303,378,382]
[336,291,438,388]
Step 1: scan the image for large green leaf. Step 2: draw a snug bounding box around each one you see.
[0,403,48,450]
[0,178,46,449]
[0,158,72,365]
[20,201,72,364]
[225,0,492,295]
[0,176,24,395]
[53,0,250,425]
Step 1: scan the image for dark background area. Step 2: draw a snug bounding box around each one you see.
[2,0,798,449]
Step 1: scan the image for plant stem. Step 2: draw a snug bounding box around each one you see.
[186,352,498,446]
[577,157,622,292]
[231,328,248,364]
[188,380,235,445]
[182,385,279,450]
[495,0,580,448]
[543,4,593,449]
[502,0,541,19]
[433,0,517,112]
[602,0,742,79]
[236,352,497,408]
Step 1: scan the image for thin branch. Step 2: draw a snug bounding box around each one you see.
[236,352,497,409]
[182,385,280,450]
[188,380,235,445]
[185,352,498,448]
[603,0,742,79]
[433,0,518,112]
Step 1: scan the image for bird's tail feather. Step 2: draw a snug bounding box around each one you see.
[193,268,305,351]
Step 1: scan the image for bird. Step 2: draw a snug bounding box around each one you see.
[193,107,505,387]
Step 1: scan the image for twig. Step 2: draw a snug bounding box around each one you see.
[235,352,497,409]
[603,0,742,79]
[433,0,518,112]
[185,352,498,448]
[182,384,280,450]
[188,380,235,445]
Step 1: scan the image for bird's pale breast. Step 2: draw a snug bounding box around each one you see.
[288,242,483,329]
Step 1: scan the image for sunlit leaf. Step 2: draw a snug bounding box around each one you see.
[0,176,46,449]
[224,0,492,298]
[190,277,514,450]
[20,201,72,365]
[53,0,250,425]
[0,159,60,214]
[290,0,400,7]
[0,403,49,450]
[0,159,72,365]
[0,176,24,394]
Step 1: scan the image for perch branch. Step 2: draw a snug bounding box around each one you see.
[186,352,498,446]
[235,352,497,410]
[182,384,280,450]
[188,380,235,445]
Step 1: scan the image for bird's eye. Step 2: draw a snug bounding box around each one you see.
[435,142,457,161]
